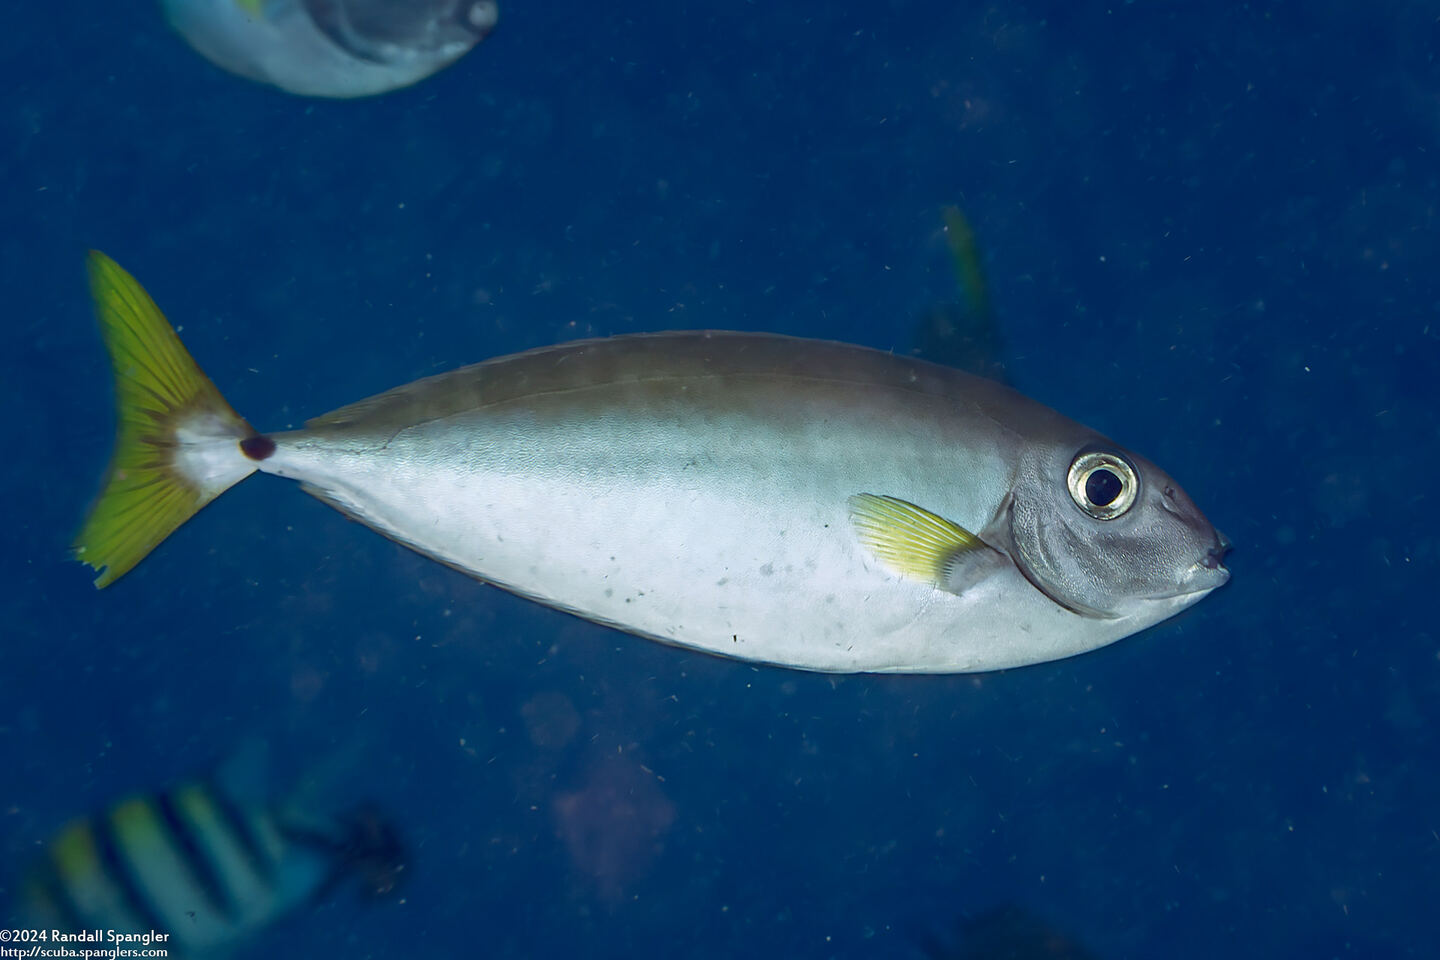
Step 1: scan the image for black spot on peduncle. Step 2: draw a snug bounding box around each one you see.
[240,435,276,461]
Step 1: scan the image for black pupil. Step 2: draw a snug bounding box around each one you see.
[1085,468,1123,507]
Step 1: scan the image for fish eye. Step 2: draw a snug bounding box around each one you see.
[1066,450,1139,520]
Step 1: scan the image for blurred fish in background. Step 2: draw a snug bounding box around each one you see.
[919,905,1102,960]
[912,205,1007,383]
[161,0,499,97]
[10,743,404,958]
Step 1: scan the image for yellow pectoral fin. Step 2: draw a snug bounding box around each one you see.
[848,493,991,587]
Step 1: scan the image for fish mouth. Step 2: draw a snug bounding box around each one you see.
[1180,531,1233,593]
[1146,531,1232,600]
[1201,529,1232,577]
[1191,561,1231,589]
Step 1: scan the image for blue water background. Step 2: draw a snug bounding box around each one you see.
[2,2,1436,957]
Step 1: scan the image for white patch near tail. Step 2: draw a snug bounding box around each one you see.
[174,411,260,499]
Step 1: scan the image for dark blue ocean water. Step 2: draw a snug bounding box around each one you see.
[2,2,1436,957]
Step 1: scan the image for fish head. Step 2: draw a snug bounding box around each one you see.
[1003,438,1230,621]
[304,0,499,65]
[162,0,498,98]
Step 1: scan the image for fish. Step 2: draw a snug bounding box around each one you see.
[73,251,1229,674]
[912,205,1006,381]
[920,904,1102,959]
[14,744,404,958]
[160,0,499,98]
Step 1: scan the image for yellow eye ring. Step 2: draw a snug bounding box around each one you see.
[1067,450,1139,520]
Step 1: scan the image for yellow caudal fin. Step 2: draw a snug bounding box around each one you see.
[74,252,266,587]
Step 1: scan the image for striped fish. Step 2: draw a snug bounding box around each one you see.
[18,750,402,957]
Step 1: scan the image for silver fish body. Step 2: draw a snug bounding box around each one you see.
[259,333,1228,672]
[77,253,1229,674]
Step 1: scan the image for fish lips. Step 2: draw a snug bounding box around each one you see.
[1150,531,1232,600]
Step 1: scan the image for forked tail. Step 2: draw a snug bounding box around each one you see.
[75,252,267,586]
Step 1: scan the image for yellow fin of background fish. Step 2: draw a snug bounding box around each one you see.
[941,205,992,322]
[847,493,985,584]
[74,251,257,587]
